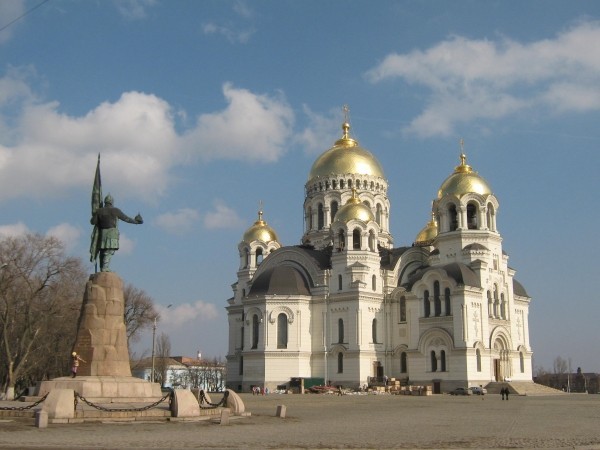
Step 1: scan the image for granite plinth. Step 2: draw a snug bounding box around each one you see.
[38,376,163,403]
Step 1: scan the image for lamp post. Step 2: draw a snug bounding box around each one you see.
[151,317,157,383]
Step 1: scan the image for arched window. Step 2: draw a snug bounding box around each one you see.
[240,326,244,350]
[431,350,437,372]
[441,350,446,372]
[352,229,361,249]
[467,203,478,229]
[330,201,339,223]
[340,179,345,189]
[372,318,378,343]
[308,206,313,230]
[400,352,407,373]
[445,288,451,316]
[277,313,288,349]
[332,179,337,189]
[434,281,441,316]
[372,275,377,291]
[400,296,406,322]
[476,349,482,372]
[244,249,249,268]
[376,204,382,226]
[348,179,352,188]
[493,285,499,317]
[448,204,458,231]
[520,351,525,373]
[338,318,344,343]
[500,293,506,319]
[424,290,430,317]
[239,356,243,375]
[242,288,246,298]
[338,229,345,251]
[256,248,263,266]
[251,314,259,349]
[337,352,344,373]
[338,274,343,291]
[317,203,324,229]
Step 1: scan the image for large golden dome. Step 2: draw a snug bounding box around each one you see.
[438,153,492,199]
[308,122,385,181]
[334,189,375,223]
[242,210,279,244]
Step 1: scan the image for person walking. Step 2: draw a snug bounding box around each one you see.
[505,387,509,400]
[500,387,505,400]
[71,352,86,378]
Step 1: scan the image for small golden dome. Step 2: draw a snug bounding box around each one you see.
[437,153,492,199]
[242,209,279,244]
[334,189,375,223]
[308,121,385,181]
[414,212,438,246]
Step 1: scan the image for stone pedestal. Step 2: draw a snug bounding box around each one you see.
[39,272,162,403]
[73,272,131,377]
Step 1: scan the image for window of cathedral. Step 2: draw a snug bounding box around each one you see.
[256,248,263,266]
[444,288,451,315]
[330,201,338,223]
[376,204,382,226]
[370,181,374,190]
[241,326,244,350]
[338,275,343,291]
[353,229,361,249]
[244,249,249,268]
[448,204,458,231]
[476,349,482,372]
[431,351,437,372]
[338,318,344,343]
[441,350,447,372]
[340,179,345,189]
[372,274,377,291]
[424,290,431,317]
[400,296,407,322]
[325,180,330,190]
[332,179,337,189]
[318,203,324,229]
[434,281,442,316]
[338,230,345,252]
[487,291,493,317]
[400,352,407,373]
[372,319,378,343]
[307,206,313,230]
[467,203,478,229]
[501,293,506,319]
[348,179,352,189]
[493,285,499,318]
[277,313,288,349]
[251,314,259,349]
[239,356,243,375]
[338,352,344,373]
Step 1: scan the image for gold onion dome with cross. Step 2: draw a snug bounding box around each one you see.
[242,209,279,244]
[334,188,375,223]
[437,151,493,199]
[308,121,385,181]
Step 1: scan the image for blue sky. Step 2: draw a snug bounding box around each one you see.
[1,0,598,373]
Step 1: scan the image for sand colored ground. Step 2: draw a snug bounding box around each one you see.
[0,392,599,449]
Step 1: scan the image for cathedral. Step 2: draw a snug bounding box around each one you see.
[225,117,533,393]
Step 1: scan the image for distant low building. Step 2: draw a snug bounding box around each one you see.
[132,356,226,391]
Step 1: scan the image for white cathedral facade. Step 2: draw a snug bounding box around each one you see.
[226,120,533,393]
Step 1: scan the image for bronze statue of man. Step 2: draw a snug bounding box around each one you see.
[90,194,143,272]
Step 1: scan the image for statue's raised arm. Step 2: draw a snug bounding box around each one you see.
[90,194,143,272]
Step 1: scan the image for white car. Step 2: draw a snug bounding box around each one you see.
[469,386,487,395]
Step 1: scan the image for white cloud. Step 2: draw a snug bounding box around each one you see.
[204,200,244,230]
[46,223,81,252]
[366,21,600,137]
[114,0,157,20]
[295,105,341,155]
[0,221,29,238]
[154,208,200,235]
[202,22,255,44]
[0,0,25,44]
[157,300,218,327]
[183,83,294,162]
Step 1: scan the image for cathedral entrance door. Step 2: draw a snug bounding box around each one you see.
[433,380,441,394]
[494,359,500,381]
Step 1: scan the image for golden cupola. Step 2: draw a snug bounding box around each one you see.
[308,121,385,181]
[242,209,279,244]
[334,189,375,223]
[437,152,493,199]
[414,212,438,246]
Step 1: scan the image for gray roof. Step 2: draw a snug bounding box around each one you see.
[249,265,311,296]
[404,262,481,290]
[513,279,529,297]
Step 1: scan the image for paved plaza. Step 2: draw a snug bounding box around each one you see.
[0,392,599,449]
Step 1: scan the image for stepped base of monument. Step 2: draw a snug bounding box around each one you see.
[37,376,163,403]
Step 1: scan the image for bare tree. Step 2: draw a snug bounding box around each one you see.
[0,235,86,399]
[123,284,158,343]
[155,332,171,387]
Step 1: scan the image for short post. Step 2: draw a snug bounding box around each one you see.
[276,404,286,418]
[35,410,48,428]
[220,408,230,425]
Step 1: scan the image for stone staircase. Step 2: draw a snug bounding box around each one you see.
[485,381,565,396]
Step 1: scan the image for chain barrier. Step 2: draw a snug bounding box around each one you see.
[0,393,48,411]
[199,390,229,409]
[74,390,172,412]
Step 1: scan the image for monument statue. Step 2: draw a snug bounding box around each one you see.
[89,155,143,272]
[90,194,143,272]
